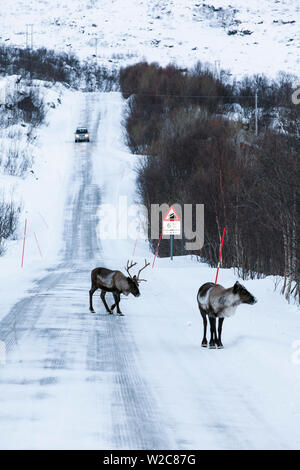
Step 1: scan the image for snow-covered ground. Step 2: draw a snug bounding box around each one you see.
[0,91,299,450]
[93,92,300,449]
[0,85,82,321]
[0,0,299,78]
[0,0,298,451]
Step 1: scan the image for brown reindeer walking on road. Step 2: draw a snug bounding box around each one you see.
[197,281,257,349]
[89,259,150,315]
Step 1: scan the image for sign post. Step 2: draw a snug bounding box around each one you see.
[170,234,174,260]
[163,206,181,261]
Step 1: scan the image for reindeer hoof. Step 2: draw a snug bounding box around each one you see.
[90,309,95,313]
[117,312,124,316]
[201,342,208,348]
[209,343,217,349]
[217,344,224,349]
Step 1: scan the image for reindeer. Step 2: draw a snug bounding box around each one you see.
[89,260,150,315]
[197,281,257,349]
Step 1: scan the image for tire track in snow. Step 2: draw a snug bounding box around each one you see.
[0,92,171,450]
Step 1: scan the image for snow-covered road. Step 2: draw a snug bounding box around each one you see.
[0,93,170,449]
[0,92,299,450]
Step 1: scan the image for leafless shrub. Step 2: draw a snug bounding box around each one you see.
[0,45,119,91]
[3,144,33,176]
[0,138,33,177]
[0,198,21,255]
[121,61,300,304]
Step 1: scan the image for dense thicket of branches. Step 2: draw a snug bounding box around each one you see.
[0,45,118,89]
[120,62,300,303]
[0,199,20,255]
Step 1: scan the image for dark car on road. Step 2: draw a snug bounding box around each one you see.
[75,127,90,142]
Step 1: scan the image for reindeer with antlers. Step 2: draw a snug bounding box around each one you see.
[89,260,150,315]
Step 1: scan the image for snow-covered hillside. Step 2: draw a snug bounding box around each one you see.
[0,0,299,78]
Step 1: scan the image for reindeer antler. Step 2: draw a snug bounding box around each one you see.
[125,260,137,278]
[136,259,150,282]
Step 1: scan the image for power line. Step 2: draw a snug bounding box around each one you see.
[122,91,256,98]
[121,91,291,103]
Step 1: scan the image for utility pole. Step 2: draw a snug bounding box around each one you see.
[214,60,220,79]
[93,37,99,61]
[255,90,258,136]
[30,24,33,49]
[26,24,33,49]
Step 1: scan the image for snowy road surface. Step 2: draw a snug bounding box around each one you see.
[0,92,300,450]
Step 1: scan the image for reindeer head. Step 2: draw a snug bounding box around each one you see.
[233,281,257,305]
[125,259,150,297]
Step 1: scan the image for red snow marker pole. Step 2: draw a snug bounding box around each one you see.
[132,238,138,257]
[34,232,43,259]
[152,229,163,268]
[21,218,27,268]
[38,212,49,229]
[215,227,226,284]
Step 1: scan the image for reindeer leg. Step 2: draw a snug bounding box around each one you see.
[200,308,208,347]
[100,290,112,314]
[110,291,117,312]
[89,286,97,313]
[110,292,123,316]
[115,292,124,316]
[209,317,217,349]
[217,318,224,349]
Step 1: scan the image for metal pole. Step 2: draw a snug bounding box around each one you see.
[214,60,220,78]
[94,37,98,61]
[170,234,174,261]
[255,91,258,136]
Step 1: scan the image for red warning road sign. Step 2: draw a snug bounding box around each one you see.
[163,205,181,235]
[163,205,181,222]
